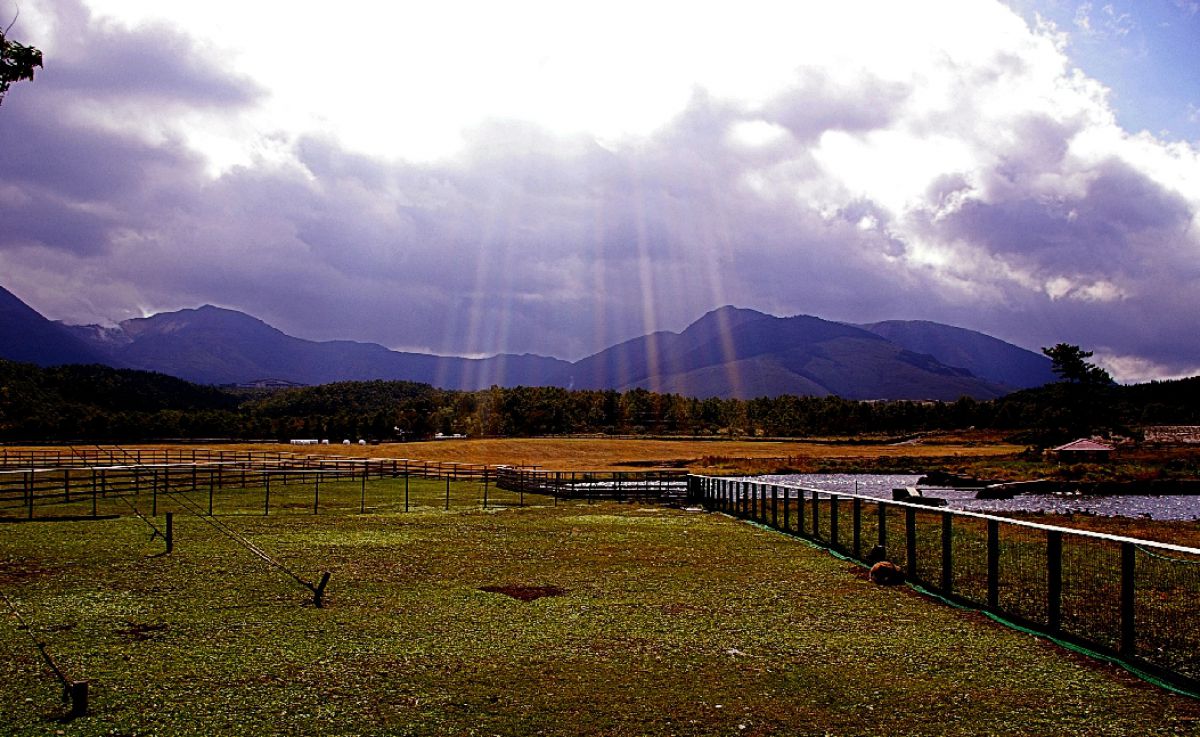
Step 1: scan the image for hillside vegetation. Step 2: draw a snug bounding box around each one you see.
[2,359,1199,443]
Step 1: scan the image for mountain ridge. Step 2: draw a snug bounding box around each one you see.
[2,287,1053,400]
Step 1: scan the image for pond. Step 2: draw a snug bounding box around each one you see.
[753,473,1200,521]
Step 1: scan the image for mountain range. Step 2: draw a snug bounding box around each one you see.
[0,285,1055,399]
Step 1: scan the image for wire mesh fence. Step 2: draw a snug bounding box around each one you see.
[691,474,1200,692]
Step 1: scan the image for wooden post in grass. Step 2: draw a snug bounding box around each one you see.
[152,469,158,517]
[314,474,320,515]
[68,681,88,717]
[445,475,451,511]
[483,468,489,508]
[313,571,332,608]
[404,471,409,512]
[361,472,367,514]
[264,473,271,516]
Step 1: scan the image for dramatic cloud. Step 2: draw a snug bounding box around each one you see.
[2,0,1199,381]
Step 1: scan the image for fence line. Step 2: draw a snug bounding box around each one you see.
[688,474,1200,694]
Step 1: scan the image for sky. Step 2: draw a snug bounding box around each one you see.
[1,0,1199,382]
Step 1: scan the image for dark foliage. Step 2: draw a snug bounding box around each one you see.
[2,359,1198,444]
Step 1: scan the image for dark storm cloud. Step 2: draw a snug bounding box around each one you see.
[3,0,1200,380]
[35,0,262,107]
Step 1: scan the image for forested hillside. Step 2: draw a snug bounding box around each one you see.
[2,359,1198,443]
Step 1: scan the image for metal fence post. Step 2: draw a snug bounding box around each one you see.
[783,486,790,532]
[852,497,862,559]
[877,502,887,551]
[811,490,820,539]
[987,519,1000,611]
[941,512,953,596]
[771,485,778,528]
[1047,530,1062,633]
[830,494,840,548]
[905,508,917,581]
[1121,541,1136,656]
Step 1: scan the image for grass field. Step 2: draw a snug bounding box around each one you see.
[171,434,1024,473]
[1,480,1198,736]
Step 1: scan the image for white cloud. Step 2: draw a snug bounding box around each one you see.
[4,0,1200,378]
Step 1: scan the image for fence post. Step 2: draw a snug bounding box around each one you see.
[797,488,806,535]
[771,485,778,528]
[25,471,33,520]
[877,502,887,551]
[483,468,489,509]
[783,486,790,532]
[68,680,88,717]
[830,494,840,548]
[361,472,367,514]
[91,469,98,517]
[1047,530,1062,633]
[1120,541,1136,657]
[811,490,820,539]
[152,469,158,517]
[264,473,271,516]
[852,497,862,559]
[404,471,409,512]
[63,469,71,502]
[209,469,215,516]
[986,519,1000,611]
[941,512,953,596]
[445,475,451,511]
[314,475,320,515]
[905,507,917,581]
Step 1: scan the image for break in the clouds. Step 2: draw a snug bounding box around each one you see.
[2,0,1200,382]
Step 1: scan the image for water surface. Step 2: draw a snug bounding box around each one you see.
[754,473,1200,521]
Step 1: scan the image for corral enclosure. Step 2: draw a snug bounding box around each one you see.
[1,449,1199,735]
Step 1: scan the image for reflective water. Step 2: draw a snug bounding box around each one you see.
[754,473,1200,521]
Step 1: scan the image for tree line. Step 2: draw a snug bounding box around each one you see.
[3,359,1199,445]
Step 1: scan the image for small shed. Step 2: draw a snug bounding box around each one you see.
[1050,439,1114,462]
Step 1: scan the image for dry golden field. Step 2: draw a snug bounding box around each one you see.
[138,433,1023,472]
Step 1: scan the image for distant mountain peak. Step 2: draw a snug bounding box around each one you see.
[0,283,1052,398]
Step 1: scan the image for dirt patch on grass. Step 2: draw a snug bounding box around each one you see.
[118,622,169,641]
[0,559,55,584]
[479,584,567,602]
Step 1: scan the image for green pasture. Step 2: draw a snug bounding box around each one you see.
[1,491,1198,736]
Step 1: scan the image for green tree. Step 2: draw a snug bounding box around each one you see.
[1042,343,1113,385]
[1,17,42,106]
